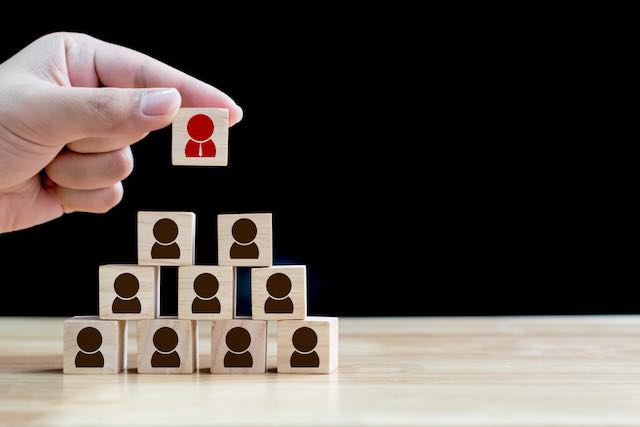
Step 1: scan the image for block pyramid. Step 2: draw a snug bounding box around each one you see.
[63,108,338,375]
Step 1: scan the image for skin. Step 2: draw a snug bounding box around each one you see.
[0,32,242,233]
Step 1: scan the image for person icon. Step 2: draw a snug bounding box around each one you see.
[151,218,181,259]
[184,114,216,158]
[191,273,221,314]
[264,273,294,314]
[151,327,180,368]
[224,327,253,368]
[290,327,320,368]
[229,218,259,259]
[112,273,141,313]
[75,327,104,368]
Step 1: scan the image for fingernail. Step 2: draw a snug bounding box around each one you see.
[140,89,181,116]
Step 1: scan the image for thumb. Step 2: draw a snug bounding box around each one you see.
[23,85,181,144]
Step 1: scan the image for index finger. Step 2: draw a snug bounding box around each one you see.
[65,33,243,125]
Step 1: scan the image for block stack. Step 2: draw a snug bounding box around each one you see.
[63,109,338,375]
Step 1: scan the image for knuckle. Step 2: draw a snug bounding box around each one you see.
[43,155,67,182]
[44,31,68,39]
[96,184,123,213]
[107,149,134,180]
[36,32,68,45]
[41,31,92,45]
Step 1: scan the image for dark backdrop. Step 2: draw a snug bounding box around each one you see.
[0,15,634,316]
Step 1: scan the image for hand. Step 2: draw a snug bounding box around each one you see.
[0,32,242,233]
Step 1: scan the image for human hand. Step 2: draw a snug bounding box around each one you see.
[0,32,242,233]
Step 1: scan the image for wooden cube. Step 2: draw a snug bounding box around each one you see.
[178,266,236,320]
[210,319,267,374]
[172,108,229,166]
[277,317,339,374]
[217,213,273,267]
[138,211,195,266]
[251,266,306,320]
[63,316,126,374]
[137,318,198,374]
[99,265,159,320]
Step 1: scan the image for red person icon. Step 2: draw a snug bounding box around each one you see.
[185,114,216,158]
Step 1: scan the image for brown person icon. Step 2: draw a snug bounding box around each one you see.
[112,273,141,314]
[223,327,253,368]
[290,327,320,368]
[151,327,180,367]
[264,273,293,314]
[151,218,181,259]
[75,327,105,368]
[229,218,259,259]
[191,273,221,314]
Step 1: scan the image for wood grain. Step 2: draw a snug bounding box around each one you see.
[171,108,229,166]
[3,316,640,426]
[136,318,198,374]
[210,319,267,374]
[251,266,307,320]
[178,266,236,320]
[217,213,273,267]
[63,316,126,374]
[277,316,338,374]
[137,211,195,266]
[99,265,159,320]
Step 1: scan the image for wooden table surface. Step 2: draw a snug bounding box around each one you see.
[1,316,639,427]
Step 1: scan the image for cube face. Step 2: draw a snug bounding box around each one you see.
[99,265,159,320]
[277,317,339,374]
[138,211,195,266]
[210,319,267,374]
[63,317,126,374]
[217,213,273,267]
[172,108,229,166]
[251,266,307,320]
[178,266,236,320]
[137,318,198,374]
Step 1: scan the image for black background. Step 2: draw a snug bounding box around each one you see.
[0,15,635,316]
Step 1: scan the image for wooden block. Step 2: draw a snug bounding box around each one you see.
[277,317,339,374]
[172,108,229,166]
[63,316,126,374]
[138,211,195,266]
[178,266,236,320]
[210,319,267,374]
[99,265,159,320]
[217,213,273,267]
[137,318,198,374]
[251,266,307,320]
